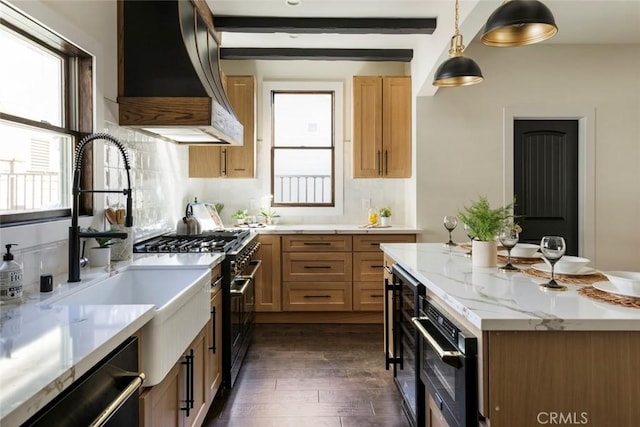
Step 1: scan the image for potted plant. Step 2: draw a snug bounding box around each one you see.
[231,209,249,225]
[457,196,513,267]
[87,227,114,267]
[379,206,392,226]
[260,208,280,225]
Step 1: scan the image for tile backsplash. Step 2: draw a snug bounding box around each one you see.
[103,122,193,240]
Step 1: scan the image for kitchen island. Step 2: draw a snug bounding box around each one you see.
[382,243,640,427]
[0,252,224,427]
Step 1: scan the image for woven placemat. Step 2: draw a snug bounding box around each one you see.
[498,254,540,265]
[522,267,607,285]
[578,286,640,308]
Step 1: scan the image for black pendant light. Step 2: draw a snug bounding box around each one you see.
[482,0,558,47]
[433,0,483,87]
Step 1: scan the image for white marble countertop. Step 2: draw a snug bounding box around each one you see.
[381,243,640,332]
[0,252,224,427]
[252,224,420,234]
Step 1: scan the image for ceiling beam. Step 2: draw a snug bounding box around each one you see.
[213,16,436,35]
[220,48,413,62]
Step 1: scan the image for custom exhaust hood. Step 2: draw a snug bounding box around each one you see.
[117,0,243,145]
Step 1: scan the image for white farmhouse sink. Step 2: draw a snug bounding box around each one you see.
[49,266,211,386]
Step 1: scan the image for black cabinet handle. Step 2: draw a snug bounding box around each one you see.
[221,149,227,175]
[370,265,384,269]
[384,150,388,175]
[369,242,381,246]
[376,150,382,176]
[181,349,194,415]
[302,242,331,246]
[303,265,332,269]
[304,295,331,298]
[209,306,217,353]
[370,294,384,298]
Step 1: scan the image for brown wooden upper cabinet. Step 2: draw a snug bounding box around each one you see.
[352,76,411,178]
[189,75,256,178]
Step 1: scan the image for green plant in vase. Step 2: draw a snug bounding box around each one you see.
[231,209,249,225]
[457,196,514,267]
[378,206,392,226]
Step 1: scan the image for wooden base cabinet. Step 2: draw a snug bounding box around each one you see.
[255,235,282,312]
[353,234,415,312]
[206,273,222,401]
[140,327,208,427]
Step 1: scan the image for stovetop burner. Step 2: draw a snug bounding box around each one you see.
[133,229,251,254]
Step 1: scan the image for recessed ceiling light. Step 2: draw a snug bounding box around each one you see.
[285,0,301,6]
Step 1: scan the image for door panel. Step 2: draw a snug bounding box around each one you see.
[514,120,579,255]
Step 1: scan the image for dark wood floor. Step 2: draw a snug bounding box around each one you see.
[203,323,411,427]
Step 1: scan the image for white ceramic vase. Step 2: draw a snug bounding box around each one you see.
[380,216,390,226]
[472,240,497,267]
[89,247,111,267]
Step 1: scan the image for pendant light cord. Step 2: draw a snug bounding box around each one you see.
[454,0,459,36]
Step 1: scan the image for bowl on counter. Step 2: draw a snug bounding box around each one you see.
[554,256,590,274]
[603,271,640,295]
[510,243,540,258]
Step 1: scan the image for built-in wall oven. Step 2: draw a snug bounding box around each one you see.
[385,264,426,427]
[413,296,478,427]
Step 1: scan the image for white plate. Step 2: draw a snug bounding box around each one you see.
[498,250,542,259]
[593,281,640,299]
[531,263,598,276]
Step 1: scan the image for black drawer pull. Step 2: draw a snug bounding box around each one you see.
[370,265,384,269]
[369,242,381,246]
[304,295,332,298]
[370,294,384,298]
[303,242,331,245]
[303,265,332,269]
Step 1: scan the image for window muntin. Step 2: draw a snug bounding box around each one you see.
[271,91,334,207]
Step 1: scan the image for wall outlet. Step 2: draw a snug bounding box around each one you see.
[361,198,371,210]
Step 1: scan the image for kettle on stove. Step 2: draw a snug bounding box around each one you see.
[176,202,202,235]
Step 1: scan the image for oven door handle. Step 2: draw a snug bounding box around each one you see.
[237,259,262,280]
[412,317,462,368]
[230,278,251,295]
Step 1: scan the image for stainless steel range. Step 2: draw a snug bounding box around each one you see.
[133,229,261,389]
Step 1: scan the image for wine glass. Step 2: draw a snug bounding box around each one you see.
[539,236,567,291]
[498,226,519,272]
[463,223,474,257]
[443,216,458,246]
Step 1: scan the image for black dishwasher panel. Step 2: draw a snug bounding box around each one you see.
[24,336,140,427]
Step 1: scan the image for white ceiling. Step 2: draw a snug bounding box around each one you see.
[208,0,640,51]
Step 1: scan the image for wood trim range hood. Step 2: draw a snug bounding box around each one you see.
[117,0,243,145]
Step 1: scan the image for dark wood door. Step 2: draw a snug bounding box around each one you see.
[514,120,579,255]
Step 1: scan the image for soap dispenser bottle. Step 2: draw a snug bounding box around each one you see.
[0,244,24,303]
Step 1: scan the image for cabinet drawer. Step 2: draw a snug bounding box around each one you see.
[283,252,352,282]
[353,252,385,282]
[353,234,416,251]
[282,235,352,252]
[283,282,352,311]
[353,281,385,311]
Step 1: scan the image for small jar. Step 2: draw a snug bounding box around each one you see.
[368,208,378,225]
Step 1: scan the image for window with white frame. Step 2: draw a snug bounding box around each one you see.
[0,4,93,225]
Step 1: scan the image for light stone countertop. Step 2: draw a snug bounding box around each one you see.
[250,224,421,234]
[0,252,224,427]
[381,243,640,332]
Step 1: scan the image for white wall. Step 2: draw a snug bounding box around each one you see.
[417,42,640,270]
[199,59,412,226]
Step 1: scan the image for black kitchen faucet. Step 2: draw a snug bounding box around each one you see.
[68,133,132,282]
